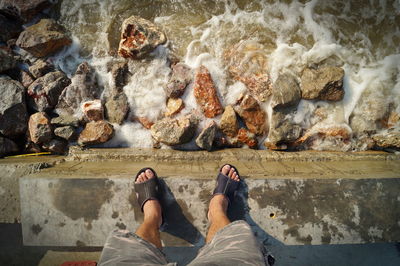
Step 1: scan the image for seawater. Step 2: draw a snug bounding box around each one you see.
[50,0,400,150]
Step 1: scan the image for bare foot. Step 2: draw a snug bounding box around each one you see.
[135,169,162,227]
[207,165,240,222]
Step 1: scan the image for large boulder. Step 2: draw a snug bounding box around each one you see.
[266,110,302,149]
[0,49,17,73]
[16,19,72,58]
[219,105,238,137]
[0,13,22,42]
[27,71,71,112]
[196,121,217,151]
[104,91,129,125]
[150,115,198,146]
[234,94,267,135]
[193,66,223,118]
[0,136,19,157]
[224,40,272,102]
[165,98,184,117]
[372,131,400,149]
[28,112,52,144]
[118,16,167,59]
[0,0,56,22]
[271,73,301,109]
[78,120,114,146]
[0,77,28,137]
[301,67,345,101]
[57,62,101,116]
[165,63,192,98]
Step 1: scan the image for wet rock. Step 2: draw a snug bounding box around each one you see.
[78,120,114,146]
[0,0,56,22]
[0,49,17,73]
[54,126,77,142]
[219,105,238,137]
[104,92,129,125]
[42,138,68,154]
[16,19,72,58]
[0,77,28,137]
[301,67,345,101]
[386,112,400,129]
[82,100,104,122]
[24,141,41,154]
[29,59,54,79]
[0,13,23,42]
[150,115,198,146]
[224,40,272,102]
[165,63,192,98]
[57,62,100,116]
[271,73,301,109]
[118,16,167,59]
[19,70,35,88]
[372,131,400,149]
[196,121,217,151]
[51,115,80,127]
[28,112,52,144]
[0,136,19,157]
[193,66,223,118]
[267,110,302,149]
[27,71,71,112]
[110,62,130,92]
[237,128,258,149]
[137,117,154,129]
[234,94,267,135]
[165,98,184,117]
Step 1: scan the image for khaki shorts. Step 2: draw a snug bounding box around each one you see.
[98,220,274,266]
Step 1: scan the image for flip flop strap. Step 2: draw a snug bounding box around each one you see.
[213,172,239,204]
[134,177,159,212]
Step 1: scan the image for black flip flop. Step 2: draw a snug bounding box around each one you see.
[134,167,160,212]
[212,164,240,204]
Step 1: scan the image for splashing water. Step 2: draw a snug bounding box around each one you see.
[51,0,400,150]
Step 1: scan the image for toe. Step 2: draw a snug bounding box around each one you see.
[145,169,155,179]
[221,165,230,175]
[228,168,235,179]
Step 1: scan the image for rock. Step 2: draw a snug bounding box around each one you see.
[24,141,41,154]
[165,98,184,117]
[0,136,19,157]
[234,94,267,135]
[16,19,72,58]
[104,92,129,125]
[301,67,345,101]
[237,128,258,149]
[82,100,104,122]
[0,77,28,137]
[193,66,223,118]
[196,121,217,151]
[150,115,198,146]
[271,73,301,109]
[118,16,167,59]
[54,126,77,141]
[267,110,302,148]
[224,40,272,102]
[51,115,80,127]
[110,62,130,92]
[165,63,192,98]
[42,138,68,154]
[372,131,400,149]
[0,13,23,42]
[78,120,114,146]
[219,105,238,137]
[0,49,17,73]
[0,0,56,22]
[57,62,100,116]
[137,117,154,129]
[29,59,54,79]
[386,112,399,129]
[19,70,35,88]
[27,71,71,112]
[28,112,52,144]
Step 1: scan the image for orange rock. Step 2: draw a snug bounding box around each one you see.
[78,120,114,146]
[235,94,267,135]
[193,66,223,118]
[237,128,258,149]
[28,112,52,144]
[387,112,399,128]
[294,124,352,147]
[137,117,154,129]
[82,100,103,121]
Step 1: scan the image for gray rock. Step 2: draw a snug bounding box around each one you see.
[196,121,217,151]
[372,131,400,149]
[51,115,80,127]
[150,115,198,146]
[268,110,302,146]
[219,105,238,137]
[42,138,68,154]
[27,71,71,112]
[118,16,167,59]
[104,92,129,125]
[0,136,19,157]
[0,0,56,22]
[165,63,192,98]
[28,112,52,144]
[0,77,28,137]
[0,13,22,42]
[19,70,35,88]
[16,19,72,57]
[301,67,345,101]
[29,59,54,79]
[0,49,17,73]
[57,62,101,116]
[54,126,77,142]
[111,62,130,92]
[272,73,301,109]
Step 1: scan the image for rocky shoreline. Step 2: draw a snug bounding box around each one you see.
[1,0,399,157]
